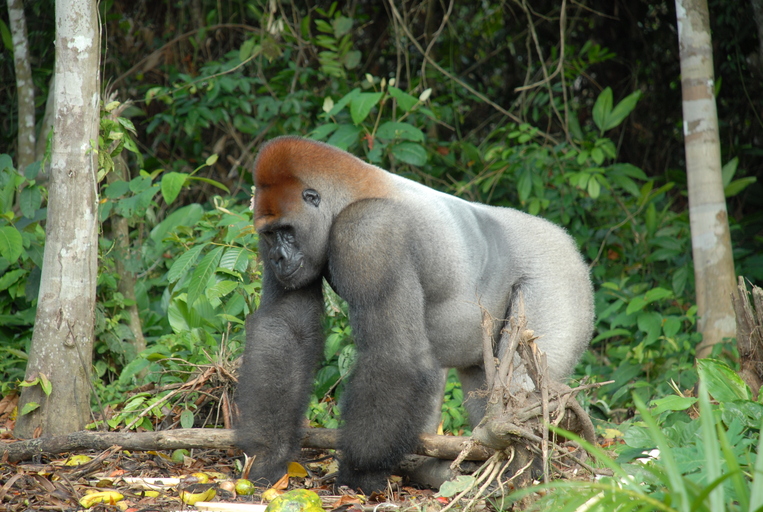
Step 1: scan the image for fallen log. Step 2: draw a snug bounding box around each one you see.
[0,427,493,463]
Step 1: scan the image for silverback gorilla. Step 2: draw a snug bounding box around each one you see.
[235,136,594,492]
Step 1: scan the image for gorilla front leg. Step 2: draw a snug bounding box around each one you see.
[235,278,324,486]
[335,283,443,492]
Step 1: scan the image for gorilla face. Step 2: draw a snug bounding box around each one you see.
[258,188,327,289]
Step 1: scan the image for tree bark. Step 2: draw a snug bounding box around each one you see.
[14,0,101,438]
[6,0,36,171]
[675,0,736,359]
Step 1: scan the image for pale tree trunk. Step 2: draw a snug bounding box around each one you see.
[675,0,737,359]
[6,0,36,171]
[14,0,101,438]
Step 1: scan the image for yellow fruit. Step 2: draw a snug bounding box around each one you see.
[65,455,92,466]
[191,472,210,483]
[265,489,324,512]
[79,491,124,508]
[235,478,256,496]
[179,486,216,505]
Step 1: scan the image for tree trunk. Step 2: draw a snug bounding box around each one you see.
[14,0,101,438]
[6,0,36,171]
[675,0,736,359]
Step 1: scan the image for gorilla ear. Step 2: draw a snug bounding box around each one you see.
[302,189,321,207]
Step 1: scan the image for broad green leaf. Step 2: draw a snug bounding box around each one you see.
[342,50,361,69]
[644,287,673,303]
[309,123,339,141]
[327,124,361,150]
[603,90,642,131]
[150,204,204,247]
[180,409,195,429]
[187,245,224,307]
[698,358,752,402]
[376,121,425,142]
[220,247,249,273]
[592,87,613,132]
[390,142,427,166]
[20,401,40,415]
[350,92,383,125]
[0,226,23,263]
[438,475,476,498]
[637,311,662,346]
[104,180,130,198]
[206,280,239,308]
[587,174,601,198]
[650,395,697,416]
[19,186,42,219]
[387,86,418,112]
[39,373,52,396]
[167,243,207,283]
[161,172,187,205]
[725,176,756,197]
[332,16,353,37]
[721,157,739,187]
[0,269,24,292]
[327,88,359,117]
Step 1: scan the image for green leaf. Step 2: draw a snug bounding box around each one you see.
[180,409,195,429]
[388,86,418,112]
[39,373,52,396]
[350,92,383,125]
[438,475,476,498]
[206,280,238,300]
[721,157,739,187]
[637,311,662,346]
[327,88,359,117]
[0,19,11,51]
[342,50,361,69]
[332,16,353,37]
[220,247,249,273]
[724,176,756,197]
[592,87,613,132]
[0,226,23,263]
[698,358,752,402]
[19,186,42,219]
[20,401,40,415]
[327,124,361,150]
[0,269,24,292]
[603,90,641,131]
[309,123,339,141]
[587,174,601,198]
[167,243,207,283]
[161,171,188,205]
[390,142,427,166]
[376,121,425,142]
[650,395,697,416]
[187,245,224,307]
[104,180,130,198]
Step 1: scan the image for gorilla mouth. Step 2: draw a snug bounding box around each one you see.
[273,260,303,282]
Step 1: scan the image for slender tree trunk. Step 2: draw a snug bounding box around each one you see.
[14,0,101,438]
[6,0,36,171]
[675,0,736,359]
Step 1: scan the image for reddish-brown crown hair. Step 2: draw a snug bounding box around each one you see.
[253,137,392,229]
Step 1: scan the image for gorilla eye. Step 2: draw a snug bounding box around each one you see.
[302,189,321,207]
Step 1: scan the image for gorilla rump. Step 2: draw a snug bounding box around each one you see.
[235,136,594,493]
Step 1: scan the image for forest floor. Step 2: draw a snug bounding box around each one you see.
[0,392,476,512]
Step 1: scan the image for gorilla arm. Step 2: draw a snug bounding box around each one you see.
[234,268,324,486]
